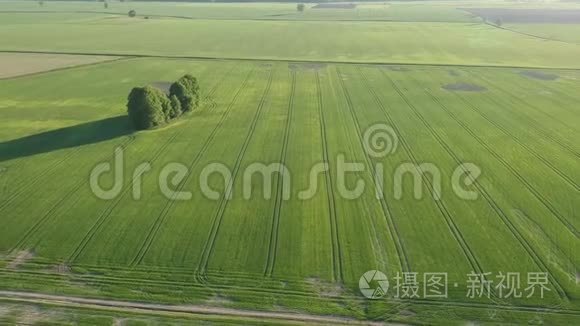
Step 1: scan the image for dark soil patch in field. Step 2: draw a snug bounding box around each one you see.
[288,63,327,71]
[462,8,580,23]
[520,70,559,81]
[442,82,487,92]
[150,81,172,94]
[312,3,357,9]
[448,70,460,77]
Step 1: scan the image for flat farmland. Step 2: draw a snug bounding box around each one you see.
[0,1,579,325]
[0,58,579,324]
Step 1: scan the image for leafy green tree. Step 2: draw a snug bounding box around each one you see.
[127,86,168,130]
[169,74,200,113]
[128,10,136,18]
[168,95,182,119]
[104,2,108,9]
[297,3,305,13]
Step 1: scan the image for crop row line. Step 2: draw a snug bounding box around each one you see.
[336,67,410,274]
[452,92,579,191]
[0,141,94,212]
[264,71,296,277]
[423,87,579,238]
[465,70,580,159]
[382,70,568,300]
[128,65,245,267]
[356,68,489,285]
[315,71,344,282]
[196,68,274,276]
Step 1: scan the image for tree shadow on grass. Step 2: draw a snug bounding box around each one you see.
[0,116,133,163]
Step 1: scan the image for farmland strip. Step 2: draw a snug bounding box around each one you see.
[380,70,569,299]
[128,67,253,267]
[69,66,235,264]
[315,71,343,281]
[355,67,487,278]
[422,88,579,237]
[264,71,295,277]
[197,69,274,274]
[452,92,579,191]
[465,70,580,158]
[335,67,410,273]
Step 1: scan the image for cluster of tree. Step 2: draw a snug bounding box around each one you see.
[127,75,200,130]
[297,3,305,12]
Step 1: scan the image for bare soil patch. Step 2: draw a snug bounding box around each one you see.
[150,81,172,94]
[0,53,119,78]
[288,63,327,71]
[442,82,487,92]
[312,3,357,9]
[7,250,34,269]
[462,8,580,24]
[520,70,559,81]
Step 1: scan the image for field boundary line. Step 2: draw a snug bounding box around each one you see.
[127,65,244,267]
[264,70,295,277]
[380,70,569,300]
[356,67,491,285]
[196,68,274,275]
[452,91,579,192]
[335,67,410,273]
[315,71,343,282]
[482,21,580,46]
[423,89,579,238]
[1,50,580,71]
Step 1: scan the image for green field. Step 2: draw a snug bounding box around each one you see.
[0,1,579,325]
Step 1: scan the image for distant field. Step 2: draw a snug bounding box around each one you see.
[0,53,118,78]
[0,1,579,324]
[0,13,579,68]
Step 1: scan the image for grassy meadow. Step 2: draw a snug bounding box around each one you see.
[0,1,579,325]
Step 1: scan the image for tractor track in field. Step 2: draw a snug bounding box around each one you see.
[264,70,295,277]
[315,71,343,282]
[68,67,234,264]
[422,88,579,238]
[465,70,580,159]
[197,68,274,276]
[335,68,410,274]
[380,70,569,300]
[1,272,580,318]
[0,291,388,326]
[452,92,579,192]
[128,65,245,267]
[356,68,489,284]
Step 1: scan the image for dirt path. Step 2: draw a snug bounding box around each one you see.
[0,290,388,325]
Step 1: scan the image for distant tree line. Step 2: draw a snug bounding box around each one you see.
[127,75,200,130]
